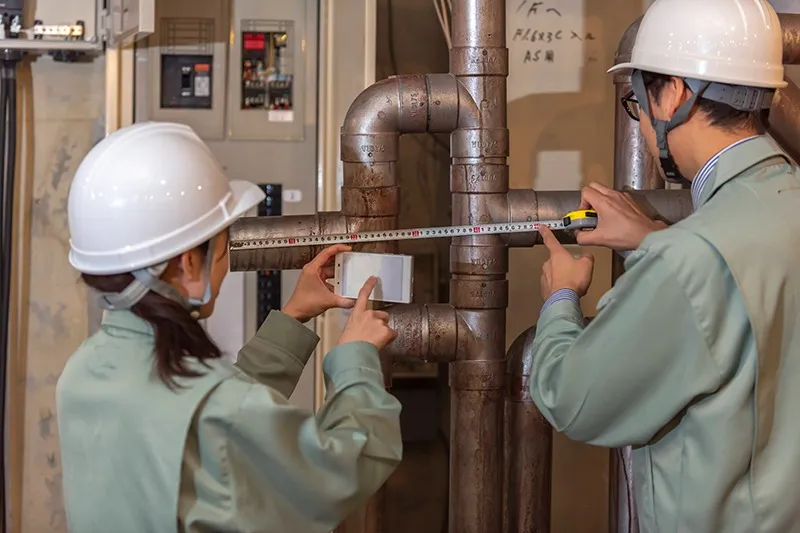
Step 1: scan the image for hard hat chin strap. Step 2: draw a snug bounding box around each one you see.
[631,70,775,186]
[631,70,705,185]
[93,240,216,320]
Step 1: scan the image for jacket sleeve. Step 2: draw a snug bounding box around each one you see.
[529,249,730,448]
[234,310,319,398]
[225,340,402,532]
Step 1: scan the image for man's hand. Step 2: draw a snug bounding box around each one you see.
[540,225,594,300]
[282,244,355,323]
[575,182,667,251]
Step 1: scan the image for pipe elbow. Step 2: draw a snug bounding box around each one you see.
[341,76,409,135]
[506,326,538,403]
[341,73,479,137]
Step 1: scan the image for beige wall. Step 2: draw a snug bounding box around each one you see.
[506,0,644,530]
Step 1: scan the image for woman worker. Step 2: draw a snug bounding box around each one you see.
[56,122,402,532]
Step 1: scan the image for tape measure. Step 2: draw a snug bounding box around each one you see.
[230,209,598,250]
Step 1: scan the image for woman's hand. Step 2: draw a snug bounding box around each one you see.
[282,245,355,323]
[338,277,397,350]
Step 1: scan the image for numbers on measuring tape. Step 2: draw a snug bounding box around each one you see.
[229,220,571,250]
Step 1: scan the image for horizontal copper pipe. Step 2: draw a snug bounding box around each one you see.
[228,213,346,271]
[228,188,693,271]
[503,188,693,247]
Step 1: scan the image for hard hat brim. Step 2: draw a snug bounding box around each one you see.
[607,62,788,89]
[69,180,266,275]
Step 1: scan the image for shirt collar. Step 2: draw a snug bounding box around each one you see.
[100,309,154,337]
[690,135,761,211]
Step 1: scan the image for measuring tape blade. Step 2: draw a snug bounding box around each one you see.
[230,218,580,250]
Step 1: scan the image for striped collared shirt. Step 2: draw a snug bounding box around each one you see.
[689,135,760,210]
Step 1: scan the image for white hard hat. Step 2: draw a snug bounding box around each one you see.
[68,122,265,275]
[608,0,787,89]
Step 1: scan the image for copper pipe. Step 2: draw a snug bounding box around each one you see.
[766,77,800,162]
[780,14,800,65]
[608,16,651,533]
[229,213,346,272]
[502,188,692,248]
[382,303,462,364]
[505,326,552,533]
[448,0,508,531]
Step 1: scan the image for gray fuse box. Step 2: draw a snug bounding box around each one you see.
[147,0,228,140]
[226,0,306,141]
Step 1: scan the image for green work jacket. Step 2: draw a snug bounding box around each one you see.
[56,309,402,532]
[530,136,800,532]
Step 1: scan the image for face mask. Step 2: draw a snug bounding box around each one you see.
[95,239,217,320]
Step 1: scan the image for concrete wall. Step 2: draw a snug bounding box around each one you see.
[10,56,105,532]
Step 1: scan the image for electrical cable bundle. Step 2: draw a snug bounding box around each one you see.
[0,54,20,533]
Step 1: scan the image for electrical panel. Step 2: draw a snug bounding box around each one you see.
[147,0,228,140]
[26,0,106,45]
[107,0,155,45]
[227,0,306,141]
[256,184,283,327]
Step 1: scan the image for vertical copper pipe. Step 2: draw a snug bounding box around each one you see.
[448,0,508,531]
[608,17,654,533]
[765,77,800,162]
[780,13,800,65]
[505,326,552,533]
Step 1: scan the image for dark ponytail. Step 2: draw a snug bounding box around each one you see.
[81,242,222,388]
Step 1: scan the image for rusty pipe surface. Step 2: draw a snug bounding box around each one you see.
[780,13,800,65]
[229,213,346,271]
[766,77,800,163]
[502,188,692,248]
[448,0,509,531]
[382,304,462,364]
[504,326,552,533]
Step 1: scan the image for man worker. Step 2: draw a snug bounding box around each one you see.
[528,0,800,531]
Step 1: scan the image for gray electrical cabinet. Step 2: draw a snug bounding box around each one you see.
[145,0,228,140]
[133,0,319,410]
[226,0,307,141]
